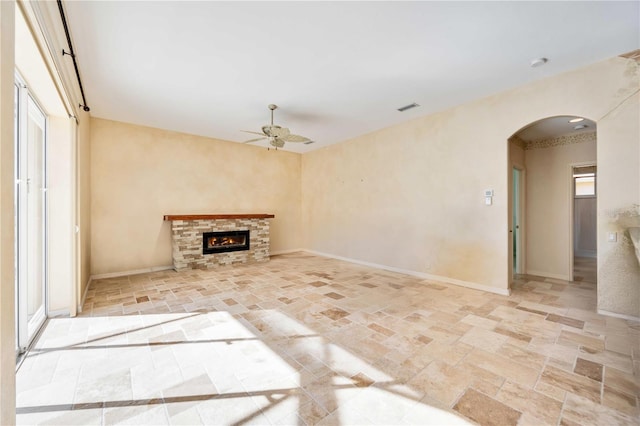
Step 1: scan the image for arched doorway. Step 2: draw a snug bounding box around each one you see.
[507,116,597,295]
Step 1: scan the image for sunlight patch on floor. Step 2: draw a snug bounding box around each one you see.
[17,310,473,425]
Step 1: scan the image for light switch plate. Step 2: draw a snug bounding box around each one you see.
[607,232,617,242]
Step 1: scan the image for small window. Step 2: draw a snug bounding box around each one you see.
[574,172,596,197]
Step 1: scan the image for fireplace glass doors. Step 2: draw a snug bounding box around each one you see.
[202,230,250,254]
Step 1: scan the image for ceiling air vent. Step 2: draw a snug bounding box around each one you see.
[397,103,420,112]
[303,140,315,145]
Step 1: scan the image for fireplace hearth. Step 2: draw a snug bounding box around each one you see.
[203,230,250,254]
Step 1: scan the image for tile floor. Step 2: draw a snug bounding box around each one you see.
[16,252,639,425]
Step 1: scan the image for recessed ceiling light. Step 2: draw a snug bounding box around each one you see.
[569,117,584,123]
[574,124,588,130]
[397,103,420,112]
[530,57,548,68]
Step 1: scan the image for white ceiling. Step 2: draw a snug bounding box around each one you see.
[64,1,639,153]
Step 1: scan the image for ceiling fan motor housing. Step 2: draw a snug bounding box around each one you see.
[262,125,283,136]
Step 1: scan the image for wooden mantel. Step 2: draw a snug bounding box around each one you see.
[163,214,275,221]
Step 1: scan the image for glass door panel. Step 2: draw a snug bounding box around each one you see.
[25,96,46,339]
[15,76,47,353]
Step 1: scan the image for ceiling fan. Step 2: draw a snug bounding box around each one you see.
[242,104,311,149]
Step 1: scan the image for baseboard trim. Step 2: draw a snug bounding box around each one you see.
[526,270,571,281]
[303,249,510,296]
[48,309,70,318]
[77,277,92,313]
[597,309,640,322]
[86,251,515,298]
[270,248,305,256]
[420,271,511,296]
[90,265,174,281]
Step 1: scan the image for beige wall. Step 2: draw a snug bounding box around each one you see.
[48,117,74,313]
[525,137,596,279]
[0,1,15,423]
[45,113,90,317]
[302,107,510,292]
[302,56,639,312]
[597,91,640,318]
[509,140,525,168]
[78,110,91,303]
[90,118,302,275]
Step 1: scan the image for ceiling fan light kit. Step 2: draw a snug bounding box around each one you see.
[241,104,311,150]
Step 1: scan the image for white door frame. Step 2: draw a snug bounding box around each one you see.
[508,140,526,287]
[14,72,48,352]
[513,165,526,275]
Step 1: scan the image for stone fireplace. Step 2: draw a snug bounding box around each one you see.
[164,214,274,271]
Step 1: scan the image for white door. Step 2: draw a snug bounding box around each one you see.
[15,77,47,353]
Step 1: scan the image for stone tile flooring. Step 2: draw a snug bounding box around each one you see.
[16,252,639,425]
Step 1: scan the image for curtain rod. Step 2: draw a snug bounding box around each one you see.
[56,0,90,112]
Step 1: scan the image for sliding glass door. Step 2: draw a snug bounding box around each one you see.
[15,75,47,353]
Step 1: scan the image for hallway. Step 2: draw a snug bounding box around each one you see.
[574,256,597,285]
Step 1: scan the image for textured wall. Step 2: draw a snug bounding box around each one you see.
[597,89,640,318]
[0,2,15,423]
[79,110,91,302]
[302,56,639,310]
[90,118,301,275]
[48,117,74,313]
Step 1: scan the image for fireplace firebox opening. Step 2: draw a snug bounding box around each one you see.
[202,230,250,254]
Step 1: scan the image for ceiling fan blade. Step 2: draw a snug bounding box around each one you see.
[243,137,266,144]
[270,127,290,138]
[241,130,267,136]
[281,134,310,143]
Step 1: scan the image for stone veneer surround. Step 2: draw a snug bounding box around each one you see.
[166,215,273,270]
